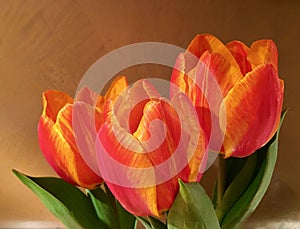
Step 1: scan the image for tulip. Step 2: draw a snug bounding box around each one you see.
[38,77,127,189]
[171,34,284,158]
[96,80,207,216]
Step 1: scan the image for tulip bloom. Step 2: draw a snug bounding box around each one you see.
[38,77,127,189]
[96,80,207,216]
[171,34,284,158]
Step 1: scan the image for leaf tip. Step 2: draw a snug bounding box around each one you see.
[178,179,185,189]
[12,169,22,178]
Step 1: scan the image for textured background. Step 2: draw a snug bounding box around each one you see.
[0,0,299,228]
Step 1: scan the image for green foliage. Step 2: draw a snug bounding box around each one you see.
[13,170,107,229]
[13,110,287,229]
[214,110,287,229]
[167,181,220,229]
[87,184,136,229]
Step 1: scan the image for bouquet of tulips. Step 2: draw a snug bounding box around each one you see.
[13,34,285,229]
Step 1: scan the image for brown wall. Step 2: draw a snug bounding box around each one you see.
[0,0,299,228]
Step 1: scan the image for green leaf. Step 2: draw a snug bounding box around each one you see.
[212,180,218,208]
[116,200,136,229]
[167,180,220,229]
[148,216,167,229]
[13,170,107,229]
[215,153,257,222]
[88,184,136,229]
[220,109,287,228]
[136,216,152,229]
[87,187,119,229]
[136,216,166,229]
[214,155,248,206]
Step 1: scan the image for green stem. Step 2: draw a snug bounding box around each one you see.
[217,154,227,206]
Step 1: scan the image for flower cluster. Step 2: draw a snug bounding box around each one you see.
[15,34,284,228]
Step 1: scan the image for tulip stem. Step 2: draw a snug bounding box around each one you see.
[217,154,227,206]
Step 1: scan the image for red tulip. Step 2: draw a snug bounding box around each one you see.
[171,34,284,158]
[96,80,207,216]
[38,77,127,189]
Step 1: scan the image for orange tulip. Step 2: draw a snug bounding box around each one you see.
[96,80,207,216]
[171,34,284,158]
[38,77,128,189]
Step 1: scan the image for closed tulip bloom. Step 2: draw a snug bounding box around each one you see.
[171,34,284,158]
[96,80,207,216]
[38,77,127,189]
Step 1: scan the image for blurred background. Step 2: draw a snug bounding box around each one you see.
[0,0,299,228]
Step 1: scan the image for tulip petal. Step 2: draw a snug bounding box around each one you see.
[103,76,128,101]
[75,76,128,113]
[171,51,239,147]
[56,103,103,188]
[226,41,252,75]
[72,102,104,176]
[221,64,283,158]
[112,79,161,132]
[186,34,241,72]
[98,100,178,170]
[72,78,128,175]
[171,34,242,96]
[98,93,203,176]
[38,103,103,189]
[42,90,73,122]
[170,92,208,181]
[38,116,77,185]
[171,53,213,140]
[199,51,243,97]
[75,86,100,107]
[170,53,197,101]
[96,90,207,216]
[96,76,128,111]
[97,100,174,216]
[171,34,242,99]
[247,40,278,72]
